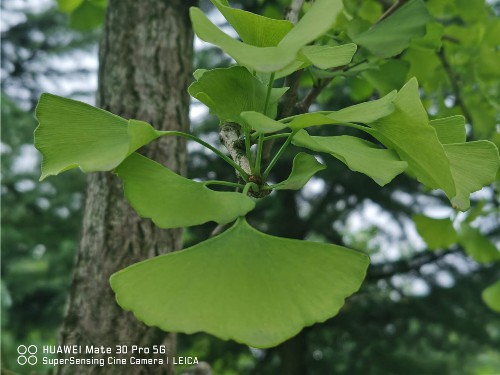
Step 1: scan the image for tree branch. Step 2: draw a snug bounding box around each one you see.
[298,72,336,111]
[261,0,305,167]
[285,0,304,23]
[219,122,252,177]
[438,48,474,132]
[376,0,407,24]
[367,248,461,281]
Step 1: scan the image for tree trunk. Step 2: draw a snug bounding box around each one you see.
[57,1,193,374]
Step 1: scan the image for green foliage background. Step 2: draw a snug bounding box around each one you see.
[2,0,500,373]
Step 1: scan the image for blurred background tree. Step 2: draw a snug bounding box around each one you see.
[1,1,96,371]
[1,0,499,374]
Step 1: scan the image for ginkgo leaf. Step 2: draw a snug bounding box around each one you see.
[350,0,430,58]
[278,0,342,50]
[444,141,500,210]
[241,90,396,134]
[190,7,295,72]
[300,43,357,70]
[34,93,161,181]
[274,59,309,80]
[413,214,458,250]
[283,90,397,129]
[210,0,293,47]
[364,78,457,199]
[190,0,342,73]
[110,217,369,348]
[430,115,466,144]
[275,43,357,79]
[273,152,326,190]
[292,130,407,186]
[319,89,396,124]
[189,67,287,121]
[114,153,255,228]
[357,79,499,210]
[241,111,287,133]
[482,281,500,313]
[459,223,500,263]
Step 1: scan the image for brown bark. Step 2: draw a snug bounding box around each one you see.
[57,1,194,374]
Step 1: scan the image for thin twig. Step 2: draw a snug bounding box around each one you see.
[437,48,474,132]
[285,0,305,23]
[367,248,461,281]
[376,0,407,24]
[160,130,248,179]
[261,0,305,168]
[298,59,369,112]
[210,223,229,237]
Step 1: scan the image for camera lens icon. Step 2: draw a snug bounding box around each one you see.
[17,345,38,365]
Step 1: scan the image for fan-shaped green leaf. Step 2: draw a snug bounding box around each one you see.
[273,153,326,190]
[444,141,500,210]
[190,0,343,73]
[430,115,466,144]
[279,0,343,50]
[189,67,287,122]
[241,90,396,134]
[413,214,458,250]
[321,89,396,124]
[274,60,309,80]
[292,130,407,186]
[275,43,357,79]
[365,78,456,198]
[190,7,295,72]
[241,111,286,133]
[482,281,500,313]
[350,0,430,58]
[210,0,293,47]
[459,223,500,263]
[34,93,160,181]
[114,154,255,228]
[110,218,369,348]
[300,43,357,70]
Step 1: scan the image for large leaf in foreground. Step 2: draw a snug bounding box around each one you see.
[115,154,255,228]
[111,218,369,348]
[350,0,430,58]
[273,152,326,190]
[34,93,160,180]
[293,130,407,186]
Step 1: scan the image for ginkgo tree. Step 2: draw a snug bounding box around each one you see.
[34,0,500,348]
